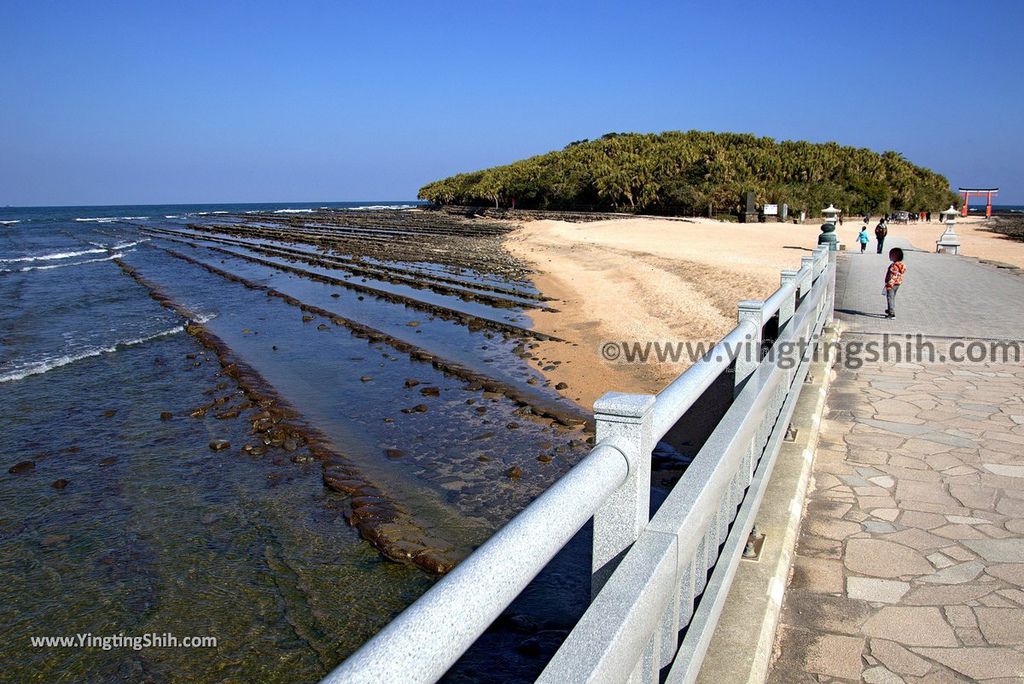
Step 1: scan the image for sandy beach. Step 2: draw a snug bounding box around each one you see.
[506,214,1024,409]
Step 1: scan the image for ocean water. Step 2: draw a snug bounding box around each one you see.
[0,203,590,682]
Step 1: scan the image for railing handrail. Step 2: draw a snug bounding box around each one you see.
[320,442,631,683]
[649,320,756,443]
[538,261,831,681]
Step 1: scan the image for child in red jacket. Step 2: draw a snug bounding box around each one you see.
[885,247,905,319]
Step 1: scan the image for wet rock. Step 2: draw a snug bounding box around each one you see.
[186,353,197,360]
[214,408,240,420]
[290,452,315,464]
[360,375,373,382]
[383,417,394,423]
[190,406,208,418]
[302,315,314,322]
[419,387,440,397]
[282,437,300,452]
[330,292,340,298]
[243,444,267,457]
[543,365,557,371]
[537,454,553,463]
[384,448,406,460]
[209,439,231,451]
[477,455,490,462]
[357,295,364,301]
[52,479,69,489]
[404,379,421,388]
[317,323,328,331]
[272,345,278,351]
[400,404,429,414]
[8,461,35,474]
[475,406,487,415]
[526,377,538,385]
[506,422,520,430]
[98,456,117,467]
[505,466,523,480]
[159,411,173,421]
[555,382,569,390]
[41,534,71,547]
[102,409,118,418]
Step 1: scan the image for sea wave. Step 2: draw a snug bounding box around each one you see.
[165,214,181,219]
[2,252,126,273]
[0,325,186,383]
[0,220,20,225]
[0,247,107,264]
[273,208,315,214]
[192,312,217,324]
[75,216,150,223]
[348,204,417,211]
[112,239,148,250]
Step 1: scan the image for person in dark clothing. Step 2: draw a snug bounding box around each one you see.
[875,221,888,254]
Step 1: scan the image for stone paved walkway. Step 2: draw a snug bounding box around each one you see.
[768,243,1024,683]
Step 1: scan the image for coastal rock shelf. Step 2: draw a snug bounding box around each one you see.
[188,207,532,282]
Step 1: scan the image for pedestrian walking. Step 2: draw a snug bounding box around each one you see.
[875,220,888,254]
[884,247,905,318]
[858,226,869,253]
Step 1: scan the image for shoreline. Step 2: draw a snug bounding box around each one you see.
[506,214,1024,410]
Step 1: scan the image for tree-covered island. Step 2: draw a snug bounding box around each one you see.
[419,131,958,218]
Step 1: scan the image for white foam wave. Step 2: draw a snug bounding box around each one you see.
[0,325,186,383]
[348,204,417,211]
[273,208,315,214]
[74,216,149,223]
[192,312,218,324]
[0,247,107,264]
[112,239,148,250]
[165,214,181,219]
[3,252,125,273]
[0,220,20,225]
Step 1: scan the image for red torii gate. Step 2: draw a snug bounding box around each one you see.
[958,187,998,218]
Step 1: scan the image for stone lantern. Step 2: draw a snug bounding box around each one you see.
[936,205,961,255]
[818,204,840,250]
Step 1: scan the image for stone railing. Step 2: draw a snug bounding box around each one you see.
[321,246,837,683]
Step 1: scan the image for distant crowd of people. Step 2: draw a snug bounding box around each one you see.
[860,211,933,224]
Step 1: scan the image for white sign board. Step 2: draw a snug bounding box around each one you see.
[763,204,778,215]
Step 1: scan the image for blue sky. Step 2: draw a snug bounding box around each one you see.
[2,0,1022,206]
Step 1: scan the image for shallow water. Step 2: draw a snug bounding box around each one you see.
[0,204,588,682]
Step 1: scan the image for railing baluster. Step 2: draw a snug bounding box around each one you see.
[658,578,682,668]
[735,300,763,395]
[591,393,656,596]
[628,634,659,684]
[678,557,696,625]
[779,269,798,333]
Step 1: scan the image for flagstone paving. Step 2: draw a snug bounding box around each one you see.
[768,245,1024,683]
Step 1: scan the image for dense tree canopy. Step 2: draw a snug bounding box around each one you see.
[419,131,958,217]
